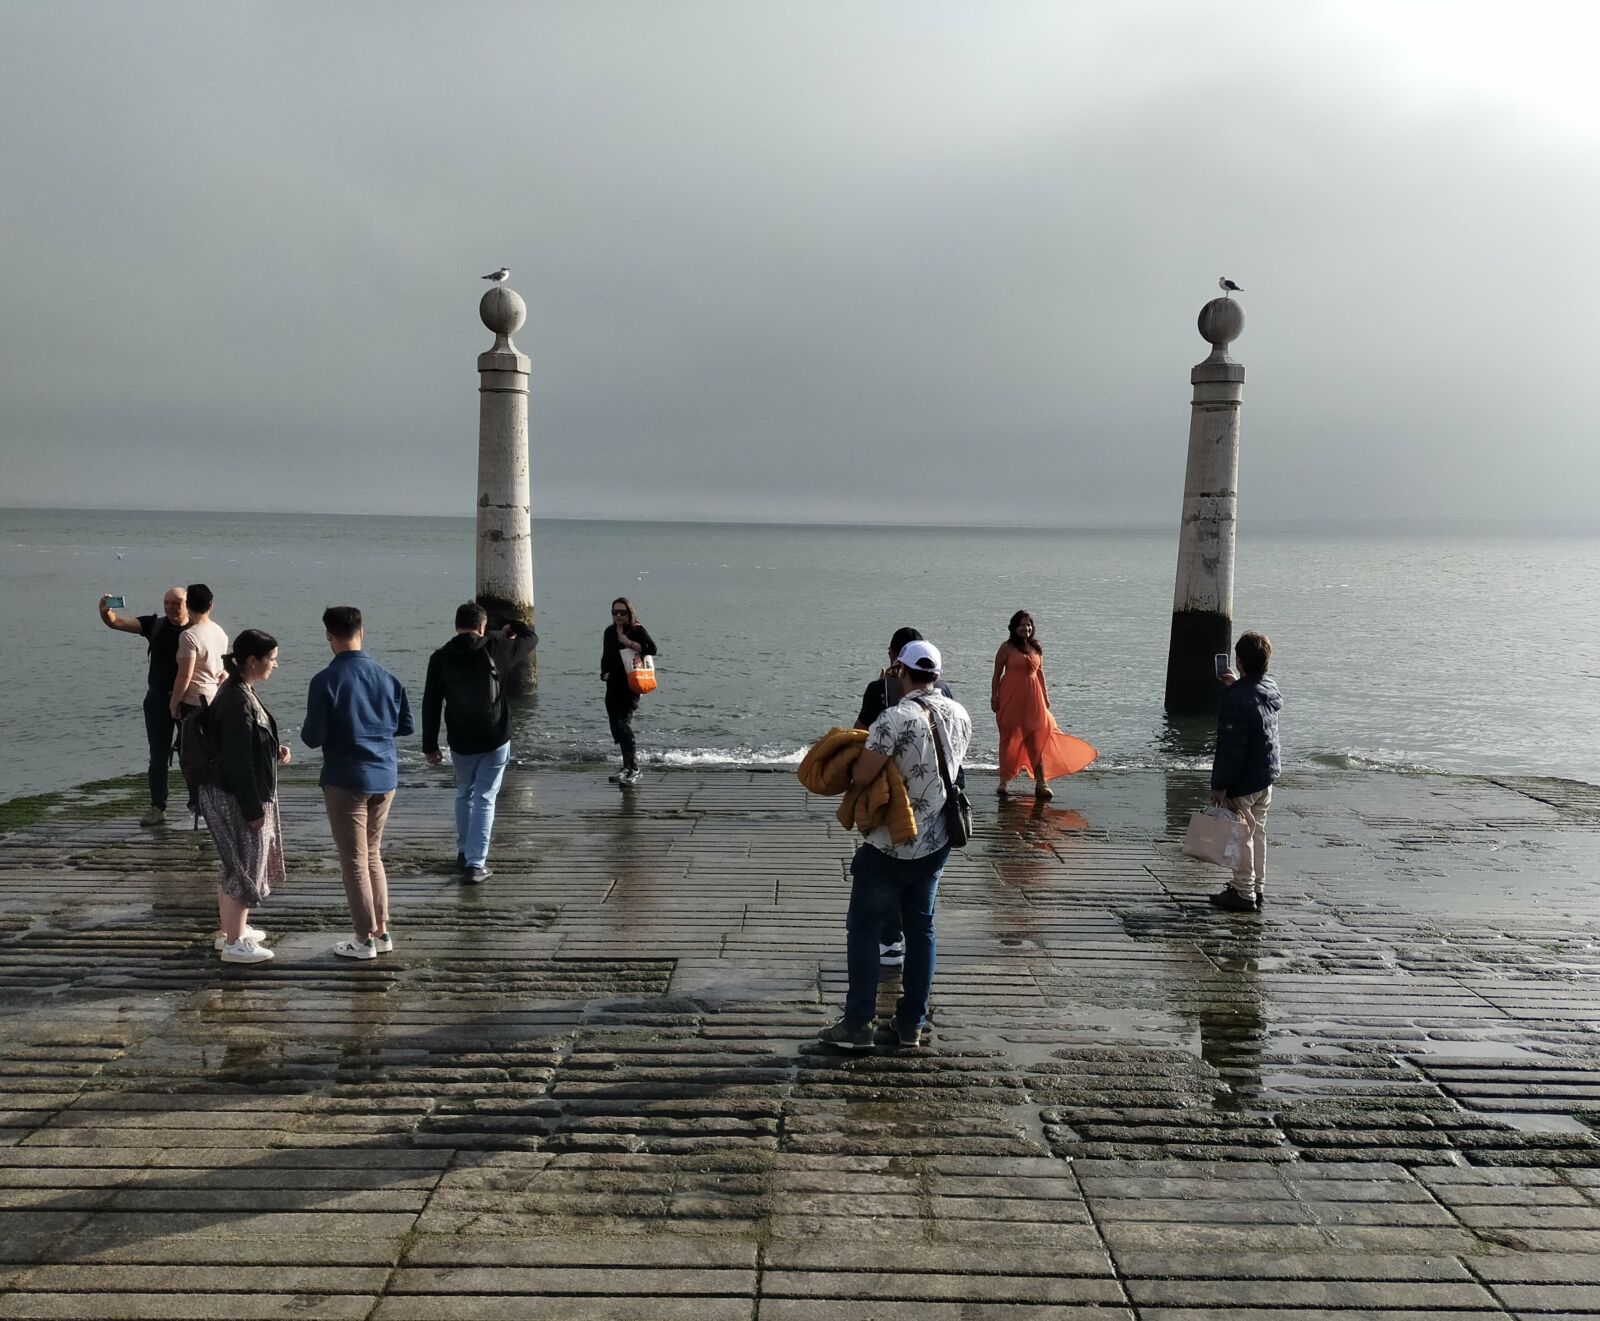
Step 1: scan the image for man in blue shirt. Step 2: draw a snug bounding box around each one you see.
[302,605,415,960]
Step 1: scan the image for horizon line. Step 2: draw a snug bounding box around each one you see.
[3,504,1598,537]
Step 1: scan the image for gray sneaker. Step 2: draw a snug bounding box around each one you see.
[619,768,642,785]
[896,1019,924,1049]
[463,865,492,884]
[817,1017,875,1051]
[139,807,167,827]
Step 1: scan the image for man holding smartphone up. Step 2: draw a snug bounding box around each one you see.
[98,588,190,826]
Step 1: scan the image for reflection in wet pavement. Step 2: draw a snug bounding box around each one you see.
[4,765,1600,1315]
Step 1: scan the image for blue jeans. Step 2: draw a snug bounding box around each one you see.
[845,843,950,1029]
[453,742,511,868]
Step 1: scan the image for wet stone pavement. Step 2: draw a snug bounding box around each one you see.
[3,766,1600,1318]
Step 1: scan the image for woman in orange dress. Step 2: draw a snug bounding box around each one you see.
[991,610,1096,799]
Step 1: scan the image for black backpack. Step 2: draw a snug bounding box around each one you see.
[178,698,223,788]
[444,647,500,717]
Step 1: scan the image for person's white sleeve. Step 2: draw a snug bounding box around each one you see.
[953,710,974,763]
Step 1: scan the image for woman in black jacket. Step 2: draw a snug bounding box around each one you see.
[200,629,291,964]
[600,597,657,785]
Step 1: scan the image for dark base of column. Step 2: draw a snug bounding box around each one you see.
[1164,609,1232,714]
[477,594,537,695]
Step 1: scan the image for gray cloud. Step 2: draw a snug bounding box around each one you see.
[2,1,1597,526]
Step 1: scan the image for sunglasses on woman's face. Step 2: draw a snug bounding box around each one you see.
[612,609,629,617]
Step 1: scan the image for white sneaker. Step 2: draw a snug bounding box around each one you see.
[139,807,167,826]
[334,937,377,960]
[373,931,393,954]
[213,925,267,952]
[879,940,906,968]
[219,937,274,964]
[619,768,642,785]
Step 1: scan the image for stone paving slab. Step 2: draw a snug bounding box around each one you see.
[2,765,1600,1317]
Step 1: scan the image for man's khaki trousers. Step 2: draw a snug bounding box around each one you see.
[323,787,394,940]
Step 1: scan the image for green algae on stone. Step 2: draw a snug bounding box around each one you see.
[0,773,147,829]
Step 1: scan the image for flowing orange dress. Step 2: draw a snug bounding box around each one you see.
[995,645,1097,784]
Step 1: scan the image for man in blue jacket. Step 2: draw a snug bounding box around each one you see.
[1208,630,1282,914]
[303,605,415,960]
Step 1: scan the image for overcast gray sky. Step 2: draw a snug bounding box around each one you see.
[2,1,1597,526]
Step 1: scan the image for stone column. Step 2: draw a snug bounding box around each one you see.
[476,285,536,693]
[1164,296,1245,714]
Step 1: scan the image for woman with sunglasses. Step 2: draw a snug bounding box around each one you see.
[600,597,657,785]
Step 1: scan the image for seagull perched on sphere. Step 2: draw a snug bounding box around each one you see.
[1219,276,1242,296]
[482,267,510,284]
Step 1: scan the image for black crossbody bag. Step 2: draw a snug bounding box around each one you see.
[915,699,972,849]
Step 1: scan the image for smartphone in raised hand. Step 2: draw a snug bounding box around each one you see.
[1213,652,1231,680]
[104,595,127,610]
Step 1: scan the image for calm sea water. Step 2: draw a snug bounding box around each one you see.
[3,508,1598,801]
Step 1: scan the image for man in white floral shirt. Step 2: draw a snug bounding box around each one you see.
[820,640,972,1051]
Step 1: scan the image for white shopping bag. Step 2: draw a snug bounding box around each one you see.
[1182,806,1248,869]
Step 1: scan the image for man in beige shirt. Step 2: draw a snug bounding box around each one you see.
[170,582,228,819]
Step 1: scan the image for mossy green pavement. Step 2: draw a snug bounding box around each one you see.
[0,773,149,831]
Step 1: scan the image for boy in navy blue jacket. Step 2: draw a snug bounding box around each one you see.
[1208,631,1282,914]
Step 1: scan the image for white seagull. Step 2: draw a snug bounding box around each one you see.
[482,267,510,284]
[1218,276,1242,296]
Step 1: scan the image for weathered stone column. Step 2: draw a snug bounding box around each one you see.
[1164,296,1245,713]
[476,285,536,693]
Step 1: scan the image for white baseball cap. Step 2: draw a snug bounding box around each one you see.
[896,640,942,677]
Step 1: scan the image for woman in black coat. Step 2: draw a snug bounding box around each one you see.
[600,597,657,785]
[199,629,291,964]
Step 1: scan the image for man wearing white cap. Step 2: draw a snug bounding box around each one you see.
[819,639,972,1051]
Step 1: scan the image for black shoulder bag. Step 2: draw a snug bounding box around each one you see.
[916,700,972,849]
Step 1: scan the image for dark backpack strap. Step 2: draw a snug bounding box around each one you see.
[484,649,500,706]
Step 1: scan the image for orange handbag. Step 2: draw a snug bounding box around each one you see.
[627,654,657,695]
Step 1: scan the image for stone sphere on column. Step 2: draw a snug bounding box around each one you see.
[480,286,527,337]
[1197,296,1244,349]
